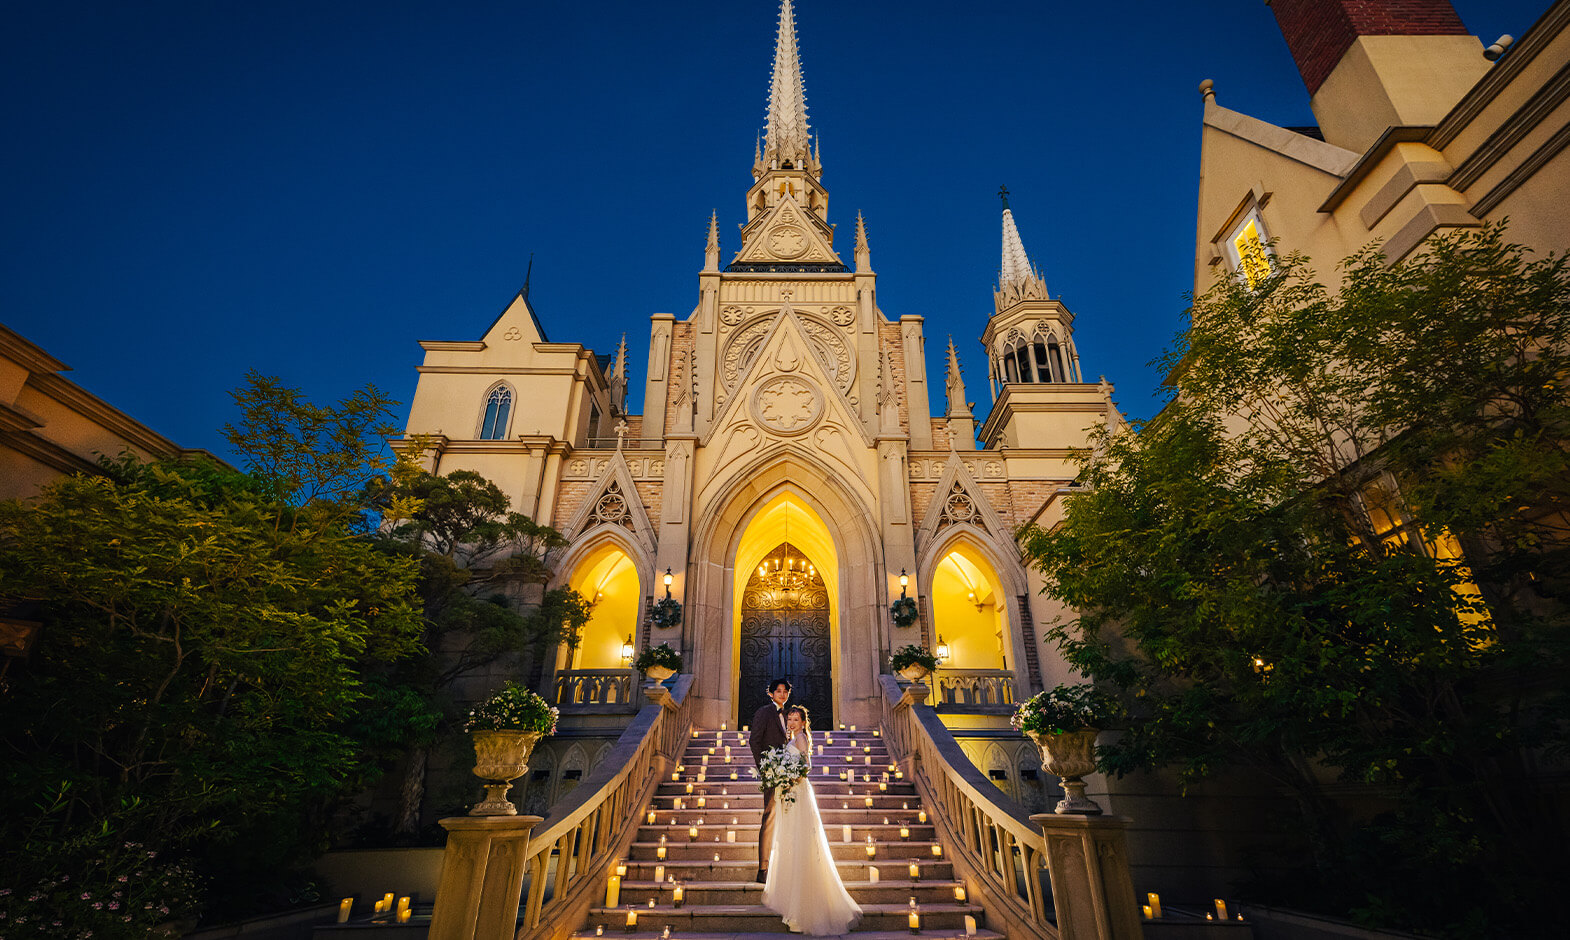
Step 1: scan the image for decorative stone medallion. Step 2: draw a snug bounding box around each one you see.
[767,226,809,259]
[751,375,823,435]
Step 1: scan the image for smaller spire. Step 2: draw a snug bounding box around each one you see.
[854,211,871,273]
[704,211,720,271]
[945,337,972,419]
[609,333,628,413]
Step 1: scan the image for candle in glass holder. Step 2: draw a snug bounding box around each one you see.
[1147,893,1162,918]
[721,787,729,795]
[865,756,872,765]
[742,725,749,733]
[729,771,738,780]
[688,825,699,841]
[701,754,708,765]
[839,723,846,730]
[685,783,694,794]
[899,825,909,839]
[720,722,727,731]
[908,861,919,880]
[874,729,881,737]
[955,886,967,902]
[596,927,604,936]
[850,725,857,732]
[671,771,680,781]
[864,745,871,753]
[616,863,628,877]
[647,810,656,824]
[825,734,832,744]
[697,796,706,808]
[337,898,352,923]
[918,810,927,823]
[865,796,875,807]
[625,909,637,929]
[880,783,888,791]
[672,883,684,908]
[865,838,877,858]
[1215,899,1229,921]
[932,844,943,857]
[656,846,667,860]
[869,866,879,883]
[713,853,720,861]
[908,911,920,931]
[674,798,684,811]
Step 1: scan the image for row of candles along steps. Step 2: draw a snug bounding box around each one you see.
[1142,894,1247,924]
[332,893,415,924]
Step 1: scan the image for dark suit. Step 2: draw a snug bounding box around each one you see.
[749,701,789,871]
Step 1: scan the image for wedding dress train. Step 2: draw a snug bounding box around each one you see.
[761,736,863,935]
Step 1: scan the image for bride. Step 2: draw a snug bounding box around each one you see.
[761,705,863,935]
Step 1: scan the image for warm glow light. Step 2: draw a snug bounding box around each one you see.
[621,634,635,665]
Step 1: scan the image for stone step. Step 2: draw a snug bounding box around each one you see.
[629,842,946,864]
[637,823,936,843]
[609,879,969,907]
[573,931,1001,939]
[583,903,987,933]
[620,858,956,882]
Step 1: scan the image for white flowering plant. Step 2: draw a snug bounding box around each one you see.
[1011,683,1118,736]
[463,682,559,736]
[757,745,811,811]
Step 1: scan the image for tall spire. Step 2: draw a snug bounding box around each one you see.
[995,186,1049,311]
[763,0,811,170]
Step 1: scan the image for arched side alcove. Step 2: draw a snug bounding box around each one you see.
[560,535,645,669]
[917,524,1034,694]
[687,449,884,729]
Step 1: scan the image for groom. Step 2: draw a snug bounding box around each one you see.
[747,678,792,884]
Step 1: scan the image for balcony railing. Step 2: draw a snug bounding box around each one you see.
[552,668,641,713]
[932,668,1017,710]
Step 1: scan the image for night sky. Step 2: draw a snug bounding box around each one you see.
[1,0,1548,460]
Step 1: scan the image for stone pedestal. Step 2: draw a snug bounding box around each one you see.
[1031,813,1144,940]
[427,814,543,940]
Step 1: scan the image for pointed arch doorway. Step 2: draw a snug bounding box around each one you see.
[732,493,839,728]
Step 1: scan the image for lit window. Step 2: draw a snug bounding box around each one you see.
[1358,476,1490,630]
[480,385,513,439]
[1226,210,1273,289]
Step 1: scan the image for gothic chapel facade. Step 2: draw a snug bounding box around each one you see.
[401,0,1116,785]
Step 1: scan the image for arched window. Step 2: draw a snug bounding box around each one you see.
[479,385,513,440]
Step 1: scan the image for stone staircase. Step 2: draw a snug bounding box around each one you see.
[572,726,1001,938]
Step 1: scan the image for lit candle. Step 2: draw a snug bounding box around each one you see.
[381,893,394,912]
[689,825,699,841]
[708,747,715,754]
[900,826,909,839]
[721,722,727,731]
[721,787,728,795]
[841,801,848,809]
[692,729,698,737]
[713,853,720,861]
[839,723,846,730]
[826,734,833,744]
[671,772,680,781]
[337,898,352,923]
[874,729,881,737]
[864,745,872,753]
[1215,899,1229,921]
[1206,913,1215,921]
[674,798,683,810]
[918,810,927,823]
[701,755,708,765]
[596,927,604,936]
[965,914,977,936]
[626,909,637,929]
[880,783,888,791]
[656,846,667,860]
[850,725,857,732]
[723,801,729,809]
[397,896,409,912]
[866,841,877,858]
[896,771,904,779]
[697,796,706,808]
[605,875,622,907]
[842,825,852,842]
[908,861,920,880]
[397,908,411,924]
[727,830,735,842]
[955,886,967,902]
[662,928,671,939]
[742,725,749,733]
[732,817,738,825]
[1148,893,1162,918]
[685,783,693,794]
[865,756,872,765]
[1143,904,1153,920]
[817,744,823,755]
[869,866,880,883]
[932,844,942,856]
[730,771,738,780]
[908,911,920,931]
[647,811,656,824]
[672,883,684,908]
[865,796,874,807]
[654,864,664,882]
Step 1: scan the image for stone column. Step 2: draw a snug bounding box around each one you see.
[427,815,543,940]
[1030,814,1144,940]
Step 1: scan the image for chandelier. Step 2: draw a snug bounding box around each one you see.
[757,548,816,592]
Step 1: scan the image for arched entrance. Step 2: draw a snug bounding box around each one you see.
[929,542,1007,670]
[738,543,833,726]
[728,491,841,727]
[566,543,641,669]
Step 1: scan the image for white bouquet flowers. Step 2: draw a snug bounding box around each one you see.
[758,744,811,810]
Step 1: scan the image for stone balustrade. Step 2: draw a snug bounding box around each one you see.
[551,668,640,712]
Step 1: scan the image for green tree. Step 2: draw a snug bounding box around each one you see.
[1022,226,1569,936]
[370,464,590,838]
[0,376,427,933]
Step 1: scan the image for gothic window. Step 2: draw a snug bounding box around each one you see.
[1225,207,1273,290]
[479,384,513,440]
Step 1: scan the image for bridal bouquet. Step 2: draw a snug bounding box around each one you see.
[758,745,811,810]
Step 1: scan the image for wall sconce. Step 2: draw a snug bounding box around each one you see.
[621,634,635,665]
[898,568,909,599]
[935,635,950,662]
[663,567,674,600]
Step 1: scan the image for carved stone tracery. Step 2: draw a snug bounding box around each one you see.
[938,481,980,529]
[587,480,634,530]
[721,312,853,398]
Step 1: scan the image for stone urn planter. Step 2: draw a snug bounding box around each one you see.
[469,730,543,816]
[644,664,677,685]
[1029,729,1103,815]
[897,664,932,682]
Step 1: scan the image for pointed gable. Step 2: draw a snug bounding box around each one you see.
[731,195,842,267]
[560,449,657,555]
[916,452,1011,551]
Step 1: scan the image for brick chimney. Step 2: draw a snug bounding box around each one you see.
[1267,0,1487,152]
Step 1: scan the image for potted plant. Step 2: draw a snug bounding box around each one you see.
[889,595,919,628]
[634,642,683,683]
[890,644,940,682]
[463,682,559,815]
[1011,683,1118,815]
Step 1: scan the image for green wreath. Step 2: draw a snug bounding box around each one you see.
[889,596,919,628]
[650,597,683,629]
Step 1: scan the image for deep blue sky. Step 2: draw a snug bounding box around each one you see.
[1,0,1548,459]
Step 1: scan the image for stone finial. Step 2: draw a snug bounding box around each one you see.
[704,211,720,271]
[854,211,871,273]
[1198,78,1215,101]
[609,334,629,413]
[944,337,972,420]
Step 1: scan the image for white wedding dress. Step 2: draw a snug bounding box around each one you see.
[761,733,863,935]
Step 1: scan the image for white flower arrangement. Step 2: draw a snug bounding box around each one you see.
[757,745,811,811]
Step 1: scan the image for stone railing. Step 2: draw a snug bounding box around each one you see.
[552,668,640,712]
[879,675,1145,940]
[932,668,1017,708]
[428,674,693,940]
